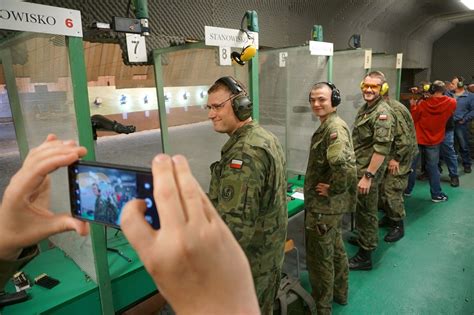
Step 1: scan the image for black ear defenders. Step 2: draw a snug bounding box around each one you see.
[309,82,341,107]
[231,45,257,66]
[216,76,253,121]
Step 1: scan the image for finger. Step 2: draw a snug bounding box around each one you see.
[152,154,186,228]
[28,137,79,159]
[121,199,156,255]
[40,214,90,239]
[172,155,207,225]
[197,183,218,223]
[30,142,86,165]
[46,134,57,142]
[13,152,84,199]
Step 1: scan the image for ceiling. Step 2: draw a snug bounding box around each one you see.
[1,0,473,67]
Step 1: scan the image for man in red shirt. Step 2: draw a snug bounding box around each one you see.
[405,80,456,202]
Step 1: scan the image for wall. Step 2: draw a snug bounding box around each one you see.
[8,0,468,71]
[431,22,474,82]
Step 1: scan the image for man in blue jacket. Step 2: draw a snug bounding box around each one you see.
[451,76,474,173]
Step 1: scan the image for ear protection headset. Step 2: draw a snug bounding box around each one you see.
[423,84,431,92]
[360,80,389,96]
[456,76,465,88]
[231,45,257,66]
[216,76,253,121]
[360,71,389,96]
[309,82,341,107]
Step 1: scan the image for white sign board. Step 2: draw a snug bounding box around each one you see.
[219,46,232,66]
[205,26,259,49]
[396,53,403,69]
[0,0,82,37]
[364,50,372,69]
[126,34,147,63]
[279,52,288,67]
[309,41,333,56]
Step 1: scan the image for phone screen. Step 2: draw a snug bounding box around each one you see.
[68,161,160,230]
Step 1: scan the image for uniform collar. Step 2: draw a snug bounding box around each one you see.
[315,111,337,134]
[222,121,256,154]
[360,96,384,115]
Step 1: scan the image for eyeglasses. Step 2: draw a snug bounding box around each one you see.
[206,94,237,111]
[361,83,381,91]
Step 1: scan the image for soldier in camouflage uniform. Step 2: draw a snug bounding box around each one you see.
[378,93,418,243]
[92,182,118,225]
[304,82,357,314]
[350,71,395,270]
[207,76,287,314]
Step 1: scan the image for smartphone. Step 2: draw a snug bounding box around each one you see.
[68,160,160,230]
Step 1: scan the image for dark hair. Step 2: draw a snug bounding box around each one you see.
[208,76,247,95]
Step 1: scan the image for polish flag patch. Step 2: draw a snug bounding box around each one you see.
[330,132,338,139]
[230,159,243,169]
[379,114,388,120]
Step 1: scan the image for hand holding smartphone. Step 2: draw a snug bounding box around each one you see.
[68,161,160,230]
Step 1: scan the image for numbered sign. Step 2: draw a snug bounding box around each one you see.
[396,53,403,69]
[126,34,147,63]
[279,52,288,67]
[219,46,232,66]
[364,50,372,69]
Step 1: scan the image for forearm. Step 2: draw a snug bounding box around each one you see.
[366,152,386,174]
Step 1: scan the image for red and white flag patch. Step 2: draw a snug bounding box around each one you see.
[230,159,243,169]
[379,114,387,120]
[330,132,338,139]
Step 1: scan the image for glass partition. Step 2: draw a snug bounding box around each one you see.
[333,49,367,129]
[1,33,97,280]
[83,42,161,168]
[260,46,328,175]
[158,47,248,190]
[0,82,21,198]
[372,53,397,99]
[259,49,288,152]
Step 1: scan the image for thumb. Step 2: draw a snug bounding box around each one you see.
[121,199,156,256]
[46,214,90,238]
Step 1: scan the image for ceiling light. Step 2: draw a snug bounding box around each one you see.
[460,0,474,10]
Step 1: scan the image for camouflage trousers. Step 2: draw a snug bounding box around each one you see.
[305,214,348,315]
[379,172,409,221]
[355,181,379,250]
[255,268,281,315]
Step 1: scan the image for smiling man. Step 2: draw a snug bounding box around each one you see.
[350,71,395,270]
[207,76,287,314]
[304,82,357,314]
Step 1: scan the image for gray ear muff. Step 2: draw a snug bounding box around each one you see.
[233,95,253,121]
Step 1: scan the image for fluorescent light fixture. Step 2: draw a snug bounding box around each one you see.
[460,0,474,10]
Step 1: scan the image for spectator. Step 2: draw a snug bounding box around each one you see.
[405,81,456,202]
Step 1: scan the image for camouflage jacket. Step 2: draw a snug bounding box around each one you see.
[386,98,418,175]
[352,97,395,181]
[304,112,357,219]
[209,122,288,275]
